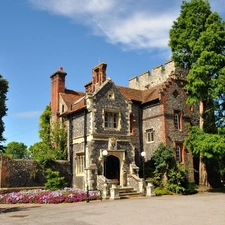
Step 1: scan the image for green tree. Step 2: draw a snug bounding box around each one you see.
[4,141,28,159]
[29,142,54,165]
[150,143,195,194]
[51,120,67,159]
[169,0,225,186]
[168,0,212,69]
[0,75,8,152]
[39,105,51,148]
[185,126,225,187]
[29,105,67,165]
[151,143,175,184]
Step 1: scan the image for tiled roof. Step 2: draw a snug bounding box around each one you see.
[141,84,162,104]
[117,86,143,102]
[60,79,174,115]
[117,85,161,104]
[60,89,86,114]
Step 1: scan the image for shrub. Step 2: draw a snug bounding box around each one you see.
[147,143,197,195]
[154,187,173,196]
[44,169,67,191]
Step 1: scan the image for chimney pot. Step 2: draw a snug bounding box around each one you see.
[59,67,63,71]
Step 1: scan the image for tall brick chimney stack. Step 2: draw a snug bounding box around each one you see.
[50,67,67,121]
[92,62,107,92]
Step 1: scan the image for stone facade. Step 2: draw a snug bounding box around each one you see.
[50,61,198,191]
[129,60,189,90]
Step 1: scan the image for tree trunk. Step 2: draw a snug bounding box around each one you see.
[199,101,209,187]
[199,156,209,186]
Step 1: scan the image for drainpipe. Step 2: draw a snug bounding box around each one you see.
[84,108,89,202]
[84,108,87,168]
[0,156,2,188]
[69,115,73,187]
[139,105,144,168]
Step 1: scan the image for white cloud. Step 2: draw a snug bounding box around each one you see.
[102,13,175,50]
[15,111,42,118]
[29,0,118,16]
[28,0,225,52]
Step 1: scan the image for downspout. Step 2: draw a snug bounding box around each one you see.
[69,115,73,187]
[139,103,144,167]
[84,108,87,168]
[0,156,2,188]
[84,107,89,202]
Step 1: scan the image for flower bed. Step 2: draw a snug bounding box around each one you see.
[0,188,100,204]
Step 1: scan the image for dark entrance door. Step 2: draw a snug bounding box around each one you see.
[105,155,120,183]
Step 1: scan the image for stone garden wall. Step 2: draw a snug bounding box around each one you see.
[0,156,71,189]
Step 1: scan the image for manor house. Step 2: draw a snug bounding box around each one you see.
[50,60,198,191]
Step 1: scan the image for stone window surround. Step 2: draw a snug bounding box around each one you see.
[175,145,181,162]
[146,128,154,143]
[108,91,115,100]
[103,109,121,130]
[75,153,85,175]
[175,142,184,163]
[174,110,182,131]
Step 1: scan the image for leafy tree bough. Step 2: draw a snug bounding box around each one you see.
[0,74,8,152]
[169,0,225,187]
[29,105,67,166]
[147,143,196,195]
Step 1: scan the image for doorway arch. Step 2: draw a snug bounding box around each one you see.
[105,155,120,182]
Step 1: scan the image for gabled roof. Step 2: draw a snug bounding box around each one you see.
[60,89,85,106]
[60,77,178,116]
[117,86,143,102]
[141,84,162,104]
[60,89,86,115]
[117,84,162,104]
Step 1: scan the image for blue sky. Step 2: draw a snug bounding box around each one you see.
[1,0,225,148]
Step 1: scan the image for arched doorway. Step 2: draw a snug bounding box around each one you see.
[105,155,120,183]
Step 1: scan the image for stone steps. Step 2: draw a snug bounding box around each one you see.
[118,186,144,199]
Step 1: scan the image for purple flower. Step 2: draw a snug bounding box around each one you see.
[0,188,100,204]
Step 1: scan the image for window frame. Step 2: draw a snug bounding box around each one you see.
[175,145,181,162]
[108,92,115,100]
[146,128,154,143]
[130,114,135,135]
[76,154,85,175]
[174,110,182,130]
[104,110,120,130]
[175,143,184,163]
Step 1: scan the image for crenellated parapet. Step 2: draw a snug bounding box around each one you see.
[129,60,188,90]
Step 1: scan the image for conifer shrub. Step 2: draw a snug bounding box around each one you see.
[44,168,67,191]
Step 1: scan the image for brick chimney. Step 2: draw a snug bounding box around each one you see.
[92,62,107,92]
[50,67,67,121]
